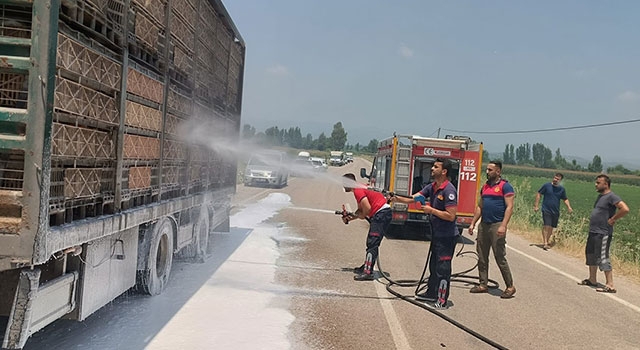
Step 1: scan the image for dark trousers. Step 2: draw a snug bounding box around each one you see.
[426,235,457,304]
[363,208,392,274]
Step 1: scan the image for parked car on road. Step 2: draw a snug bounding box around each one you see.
[244,151,289,187]
[310,157,328,172]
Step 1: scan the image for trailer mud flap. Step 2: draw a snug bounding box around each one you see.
[2,270,78,349]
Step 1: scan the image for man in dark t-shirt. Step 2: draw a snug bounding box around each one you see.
[579,174,629,293]
[534,173,573,250]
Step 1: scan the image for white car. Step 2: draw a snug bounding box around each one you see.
[310,157,328,172]
[244,151,289,187]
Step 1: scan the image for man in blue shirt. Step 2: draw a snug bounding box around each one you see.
[534,173,573,250]
[392,158,458,309]
[469,160,516,299]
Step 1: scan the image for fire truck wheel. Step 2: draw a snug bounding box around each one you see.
[136,218,174,296]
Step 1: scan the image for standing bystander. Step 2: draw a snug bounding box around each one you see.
[578,174,629,293]
[534,173,573,250]
[468,160,516,299]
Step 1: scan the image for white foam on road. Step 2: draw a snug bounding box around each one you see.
[147,193,295,350]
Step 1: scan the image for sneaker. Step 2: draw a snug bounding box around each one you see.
[469,285,489,293]
[500,286,516,299]
[415,293,437,302]
[353,264,365,274]
[354,272,375,281]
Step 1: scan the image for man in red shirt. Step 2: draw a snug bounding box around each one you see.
[342,173,392,281]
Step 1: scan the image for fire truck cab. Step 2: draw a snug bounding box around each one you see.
[360,134,483,236]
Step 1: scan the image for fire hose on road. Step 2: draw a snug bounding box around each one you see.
[334,191,509,349]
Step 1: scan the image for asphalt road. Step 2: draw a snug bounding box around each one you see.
[23,157,640,349]
[234,157,640,350]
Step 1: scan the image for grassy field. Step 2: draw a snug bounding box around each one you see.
[505,173,640,279]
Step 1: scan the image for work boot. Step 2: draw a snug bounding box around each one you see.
[353,264,365,274]
[354,272,375,281]
[415,292,437,302]
[425,301,449,310]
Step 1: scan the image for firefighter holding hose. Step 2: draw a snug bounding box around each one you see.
[391,158,459,309]
[341,173,392,281]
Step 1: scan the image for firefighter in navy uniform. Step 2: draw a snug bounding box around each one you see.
[392,158,459,308]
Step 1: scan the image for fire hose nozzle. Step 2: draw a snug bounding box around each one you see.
[335,209,354,224]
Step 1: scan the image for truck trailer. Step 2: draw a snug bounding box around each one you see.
[0,0,244,348]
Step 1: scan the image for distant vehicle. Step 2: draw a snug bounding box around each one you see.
[297,151,311,159]
[345,152,354,163]
[330,151,345,166]
[310,157,328,171]
[291,157,314,177]
[244,151,289,187]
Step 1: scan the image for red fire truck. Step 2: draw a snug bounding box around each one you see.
[360,134,483,236]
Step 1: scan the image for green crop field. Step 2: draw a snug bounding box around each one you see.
[503,173,640,265]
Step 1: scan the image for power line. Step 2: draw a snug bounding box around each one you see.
[441,118,640,135]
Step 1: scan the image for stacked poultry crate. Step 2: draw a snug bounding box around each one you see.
[163,86,190,199]
[121,0,166,208]
[162,0,195,198]
[52,21,122,224]
[44,0,243,224]
[192,1,238,191]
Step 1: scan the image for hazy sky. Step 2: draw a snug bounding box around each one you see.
[225,1,640,165]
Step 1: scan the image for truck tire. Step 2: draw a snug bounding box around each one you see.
[193,209,210,262]
[136,218,174,295]
[213,216,230,233]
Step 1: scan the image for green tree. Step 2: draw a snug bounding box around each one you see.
[510,144,515,164]
[285,127,302,148]
[242,124,256,139]
[264,126,281,145]
[366,139,379,153]
[607,164,632,175]
[303,133,313,149]
[588,155,603,173]
[317,133,328,151]
[569,159,583,171]
[554,148,567,168]
[516,143,531,165]
[482,149,490,163]
[532,143,553,168]
[330,122,348,150]
[503,144,511,164]
[502,144,516,164]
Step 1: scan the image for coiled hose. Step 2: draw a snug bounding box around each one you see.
[376,235,509,350]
